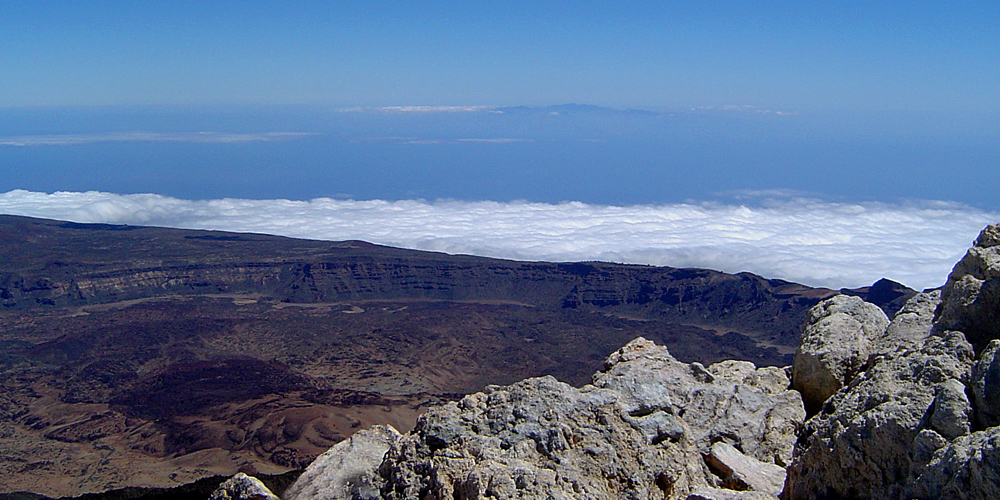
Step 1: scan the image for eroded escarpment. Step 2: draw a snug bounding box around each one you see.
[0,214,841,347]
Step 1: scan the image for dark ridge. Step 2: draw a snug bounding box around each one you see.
[58,222,140,231]
[183,235,255,241]
[840,278,917,318]
[7,470,304,500]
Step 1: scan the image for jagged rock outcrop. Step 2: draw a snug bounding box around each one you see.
[591,340,804,468]
[783,330,975,499]
[934,223,1000,351]
[207,472,279,500]
[290,338,803,500]
[791,295,889,412]
[908,426,1000,499]
[781,223,1000,500]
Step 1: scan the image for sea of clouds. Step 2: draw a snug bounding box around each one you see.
[1,189,996,291]
[0,132,315,147]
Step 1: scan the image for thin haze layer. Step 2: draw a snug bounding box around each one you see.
[1,190,994,290]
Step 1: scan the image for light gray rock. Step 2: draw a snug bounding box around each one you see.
[908,426,1000,499]
[687,488,778,500]
[380,375,658,500]
[934,223,1000,351]
[592,338,805,468]
[207,473,279,500]
[709,361,790,396]
[284,425,402,500]
[874,290,940,354]
[792,295,889,412]
[976,223,1000,248]
[704,442,786,496]
[370,338,804,500]
[972,339,1000,428]
[928,378,972,440]
[783,331,974,500]
[910,429,950,466]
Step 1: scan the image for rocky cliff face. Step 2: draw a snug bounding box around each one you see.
[0,215,836,346]
[241,223,1000,500]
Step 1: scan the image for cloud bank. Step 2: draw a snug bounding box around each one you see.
[1,190,995,290]
[0,132,315,147]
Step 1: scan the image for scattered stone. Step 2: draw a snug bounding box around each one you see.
[687,488,778,500]
[207,473,279,500]
[704,442,786,496]
[792,295,889,412]
[910,429,949,466]
[284,425,402,500]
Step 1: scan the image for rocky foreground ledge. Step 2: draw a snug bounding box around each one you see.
[213,224,1000,500]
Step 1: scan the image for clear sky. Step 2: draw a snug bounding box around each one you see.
[2,2,999,112]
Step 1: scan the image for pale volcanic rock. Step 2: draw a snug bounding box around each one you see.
[934,223,1000,350]
[369,338,803,500]
[687,488,778,500]
[928,378,973,441]
[592,339,805,468]
[908,426,1000,499]
[792,295,889,412]
[782,331,975,499]
[703,442,786,496]
[207,472,279,500]
[873,290,940,354]
[284,425,402,500]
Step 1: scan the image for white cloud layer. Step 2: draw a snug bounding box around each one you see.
[0,132,315,147]
[1,190,996,291]
[336,106,495,113]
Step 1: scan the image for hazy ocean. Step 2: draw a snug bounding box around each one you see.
[2,105,997,208]
[2,105,998,290]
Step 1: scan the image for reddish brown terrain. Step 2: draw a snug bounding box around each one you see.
[0,215,907,497]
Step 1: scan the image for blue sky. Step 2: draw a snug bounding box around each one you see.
[3,2,998,111]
